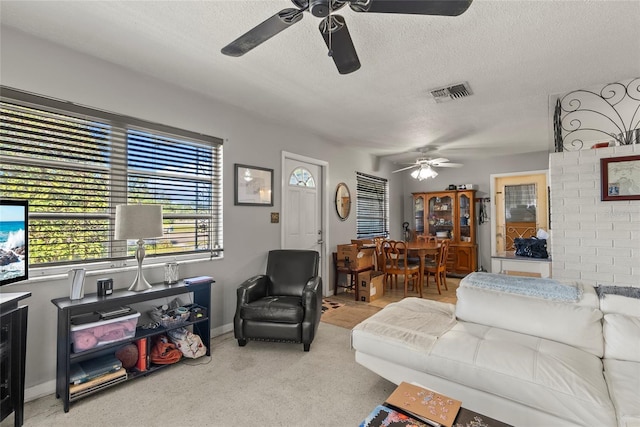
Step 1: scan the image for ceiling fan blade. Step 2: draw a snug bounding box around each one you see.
[433,162,463,168]
[350,0,473,16]
[221,8,304,57]
[428,157,449,164]
[319,15,361,75]
[392,165,418,173]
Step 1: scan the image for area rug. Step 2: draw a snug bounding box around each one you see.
[321,298,382,329]
[322,298,345,313]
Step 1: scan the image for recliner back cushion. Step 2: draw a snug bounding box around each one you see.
[266,250,319,296]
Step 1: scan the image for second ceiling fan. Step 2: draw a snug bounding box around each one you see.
[221,0,473,75]
[393,157,462,180]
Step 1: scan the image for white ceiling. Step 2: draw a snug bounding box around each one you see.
[1,0,639,165]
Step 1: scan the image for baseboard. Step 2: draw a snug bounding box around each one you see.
[25,379,56,403]
[212,323,233,337]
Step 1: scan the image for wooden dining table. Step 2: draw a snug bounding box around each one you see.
[405,240,441,292]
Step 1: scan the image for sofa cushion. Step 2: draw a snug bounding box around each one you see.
[455,283,604,356]
[603,359,640,427]
[603,314,640,362]
[425,322,616,427]
[351,298,456,373]
[600,293,640,363]
[600,292,640,317]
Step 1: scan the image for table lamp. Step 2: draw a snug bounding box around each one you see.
[115,204,163,291]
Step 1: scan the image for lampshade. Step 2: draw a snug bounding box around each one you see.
[411,165,438,181]
[115,204,163,292]
[115,205,163,240]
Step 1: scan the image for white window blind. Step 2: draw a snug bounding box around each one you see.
[0,87,223,268]
[356,172,389,239]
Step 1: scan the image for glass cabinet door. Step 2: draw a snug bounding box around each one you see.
[458,192,472,243]
[414,195,425,235]
[428,194,454,240]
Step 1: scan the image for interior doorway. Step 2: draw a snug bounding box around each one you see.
[491,171,549,255]
[281,152,329,296]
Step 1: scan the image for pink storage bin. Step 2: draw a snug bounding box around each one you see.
[70,312,140,353]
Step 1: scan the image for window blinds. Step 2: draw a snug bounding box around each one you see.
[0,87,223,267]
[356,172,389,239]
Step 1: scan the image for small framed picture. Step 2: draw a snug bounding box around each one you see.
[600,155,640,201]
[234,164,274,206]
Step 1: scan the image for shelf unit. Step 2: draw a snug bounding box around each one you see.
[51,280,212,412]
[0,292,30,427]
[413,190,477,275]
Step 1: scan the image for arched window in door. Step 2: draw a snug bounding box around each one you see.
[289,167,316,187]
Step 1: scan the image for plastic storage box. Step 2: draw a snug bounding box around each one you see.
[71,312,140,353]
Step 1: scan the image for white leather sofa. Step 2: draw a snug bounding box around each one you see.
[351,273,640,427]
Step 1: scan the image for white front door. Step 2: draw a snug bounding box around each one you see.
[282,153,327,294]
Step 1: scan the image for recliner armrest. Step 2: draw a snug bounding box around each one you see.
[237,274,269,304]
[302,276,322,310]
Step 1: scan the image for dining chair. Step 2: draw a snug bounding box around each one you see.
[417,234,437,243]
[417,235,439,264]
[383,240,421,298]
[425,239,450,294]
[373,237,386,273]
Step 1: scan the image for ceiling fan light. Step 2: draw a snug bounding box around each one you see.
[425,166,438,179]
[413,165,438,180]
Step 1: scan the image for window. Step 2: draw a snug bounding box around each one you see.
[505,184,536,222]
[288,167,316,187]
[355,172,388,238]
[0,87,223,272]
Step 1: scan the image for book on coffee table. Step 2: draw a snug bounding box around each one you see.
[384,382,462,427]
[361,404,431,427]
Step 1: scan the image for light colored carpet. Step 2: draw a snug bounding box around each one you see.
[10,323,395,427]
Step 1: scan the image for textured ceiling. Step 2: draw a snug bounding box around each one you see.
[1,0,639,165]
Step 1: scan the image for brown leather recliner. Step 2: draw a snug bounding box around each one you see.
[234,250,322,351]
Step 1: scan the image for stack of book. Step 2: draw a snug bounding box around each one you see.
[69,354,126,400]
[183,276,214,285]
[361,382,461,427]
[361,382,513,427]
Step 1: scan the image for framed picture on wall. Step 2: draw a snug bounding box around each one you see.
[600,155,640,201]
[234,164,274,206]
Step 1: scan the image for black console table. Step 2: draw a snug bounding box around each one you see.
[51,280,212,412]
[0,292,31,427]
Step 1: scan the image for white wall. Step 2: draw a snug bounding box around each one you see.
[549,144,640,286]
[400,151,550,271]
[0,28,403,396]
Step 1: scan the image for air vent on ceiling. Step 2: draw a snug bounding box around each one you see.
[428,82,473,103]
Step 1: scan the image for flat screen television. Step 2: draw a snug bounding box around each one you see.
[0,199,29,286]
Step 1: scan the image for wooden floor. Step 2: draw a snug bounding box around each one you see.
[330,274,460,308]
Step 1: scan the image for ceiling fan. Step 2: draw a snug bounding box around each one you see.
[392,157,463,180]
[221,0,473,75]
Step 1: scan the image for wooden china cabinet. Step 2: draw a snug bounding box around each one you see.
[413,190,477,275]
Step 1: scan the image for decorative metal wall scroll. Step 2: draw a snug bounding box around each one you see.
[553,99,563,152]
[554,78,640,151]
